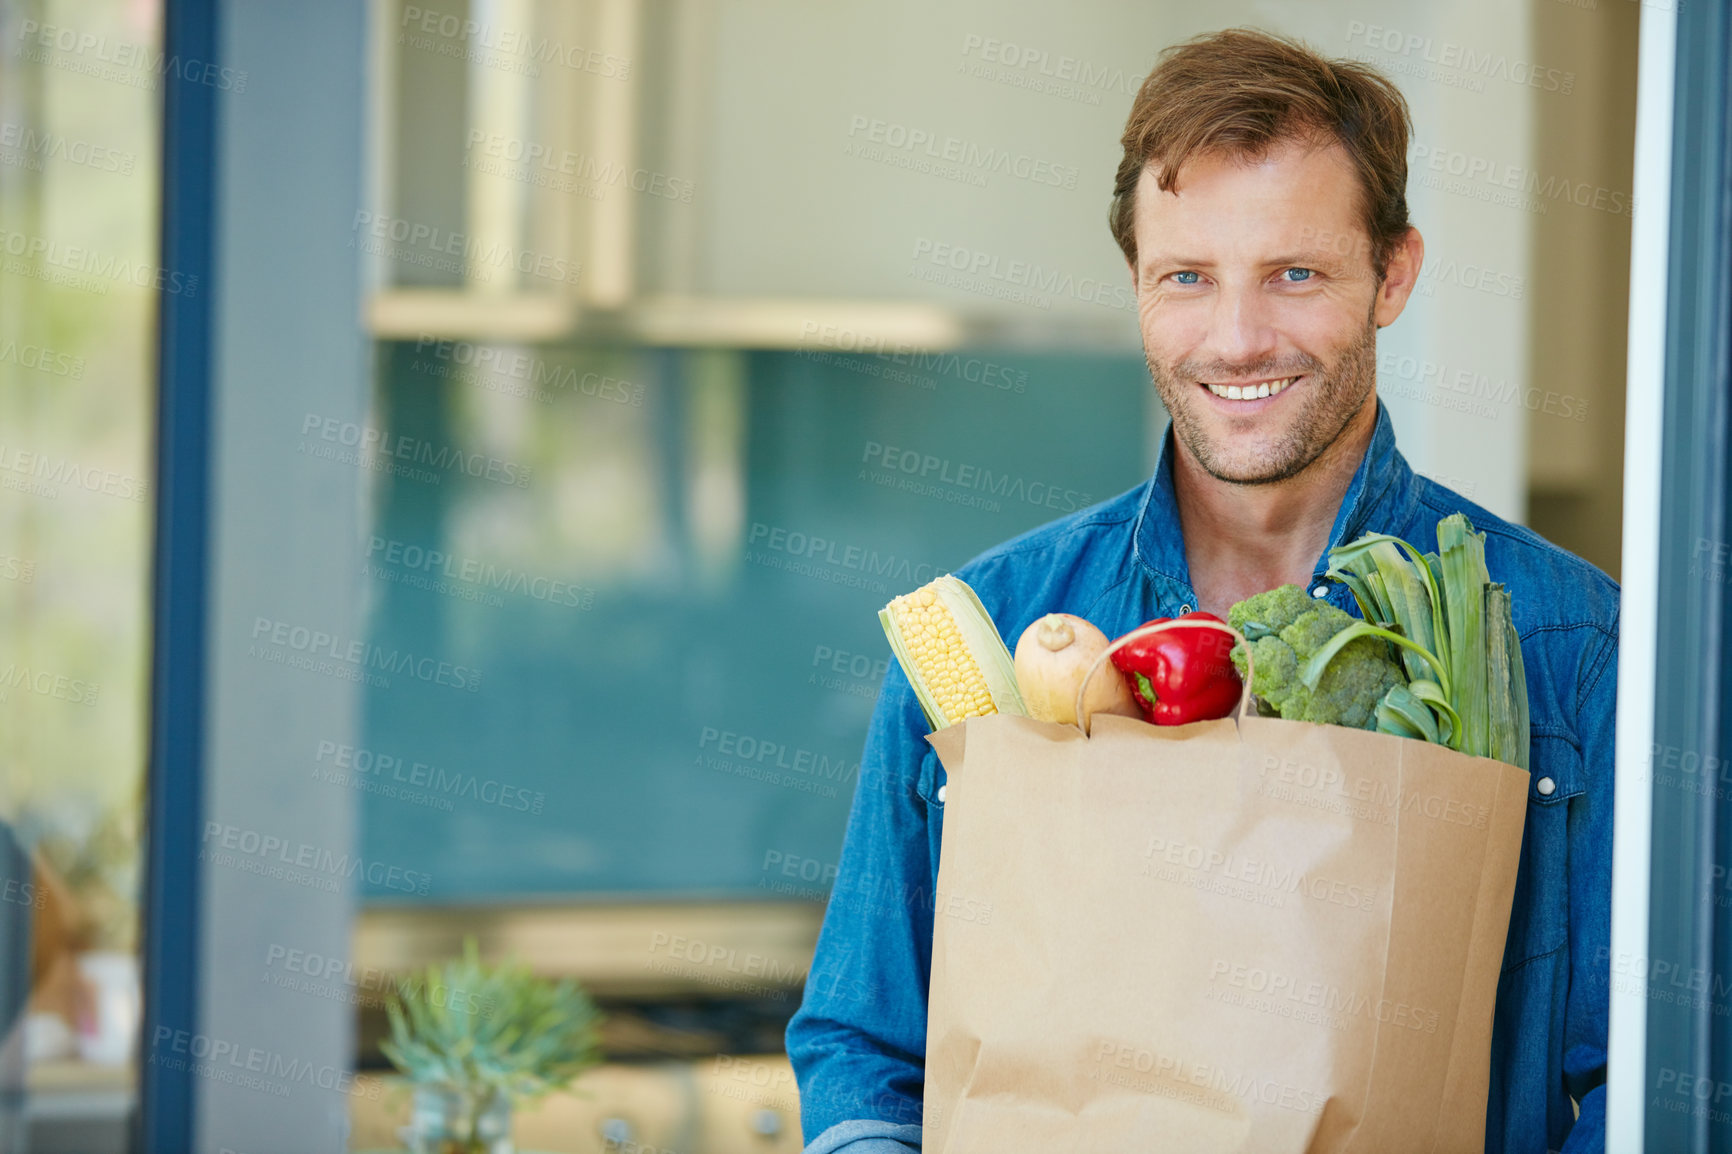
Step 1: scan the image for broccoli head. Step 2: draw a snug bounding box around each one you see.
[1227,583,1316,640]
[1288,631,1405,729]
[1228,586,1405,730]
[1237,635,1311,717]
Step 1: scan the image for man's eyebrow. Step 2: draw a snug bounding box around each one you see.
[1139,250,1354,274]
[1139,254,1216,269]
[1264,251,1351,267]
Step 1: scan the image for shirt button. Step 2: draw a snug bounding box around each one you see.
[936,784,947,803]
[1311,585,1329,598]
[1536,777,1555,797]
[1179,603,1192,614]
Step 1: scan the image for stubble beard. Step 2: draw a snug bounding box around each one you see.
[1147,312,1379,486]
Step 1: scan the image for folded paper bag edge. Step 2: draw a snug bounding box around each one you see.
[926,714,1087,779]
[926,724,967,777]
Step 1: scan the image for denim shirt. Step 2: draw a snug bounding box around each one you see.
[786,402,1619,1154]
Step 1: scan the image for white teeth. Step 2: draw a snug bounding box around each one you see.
[1206,376,1297,400]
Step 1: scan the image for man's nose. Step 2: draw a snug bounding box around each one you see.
[1203,284,1279,369]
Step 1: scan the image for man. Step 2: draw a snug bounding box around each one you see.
[786,27,1616,1154]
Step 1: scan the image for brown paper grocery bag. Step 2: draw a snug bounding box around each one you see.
[921,707,1528,1153]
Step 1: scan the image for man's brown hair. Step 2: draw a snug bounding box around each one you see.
[1109,28,1413,279]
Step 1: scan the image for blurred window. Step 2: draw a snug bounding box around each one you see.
[0,0,162,1147]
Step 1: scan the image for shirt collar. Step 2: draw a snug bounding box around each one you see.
[1131,400,1415,592]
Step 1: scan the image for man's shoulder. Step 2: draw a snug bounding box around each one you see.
[1408,475,1619,638]
[952,481,1147,592]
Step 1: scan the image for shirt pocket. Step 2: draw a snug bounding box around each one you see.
[915,745,948,808]
[915,746,948,868]
[1501,733,1585,973]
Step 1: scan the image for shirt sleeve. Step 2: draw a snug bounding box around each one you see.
[800,1119,924,1154]
[786,657,934,1146]
[1560,617,1616,1153]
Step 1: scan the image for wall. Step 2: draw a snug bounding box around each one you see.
[688,0,1543,522]
[1525,0,1638,579]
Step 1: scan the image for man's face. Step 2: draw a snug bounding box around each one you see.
[1130,138,1405,485]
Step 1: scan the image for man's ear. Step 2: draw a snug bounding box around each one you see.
[1373,227,1425,328]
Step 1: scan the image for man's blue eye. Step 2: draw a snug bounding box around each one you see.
[1173,271,1200,285]
[1283,267,1314,282]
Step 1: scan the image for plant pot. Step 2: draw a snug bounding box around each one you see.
[405,1084,513,1154]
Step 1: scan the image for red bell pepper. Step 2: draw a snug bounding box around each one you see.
[1110,611,1243,725]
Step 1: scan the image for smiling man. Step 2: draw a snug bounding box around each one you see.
[787,28,1616,1154]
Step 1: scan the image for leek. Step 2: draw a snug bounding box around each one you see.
[1320,513,1530,765]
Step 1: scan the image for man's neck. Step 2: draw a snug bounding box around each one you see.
[1177,401,1378,619]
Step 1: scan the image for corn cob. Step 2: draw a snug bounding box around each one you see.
[880,575,1026,730]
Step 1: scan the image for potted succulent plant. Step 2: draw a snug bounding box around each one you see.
[381,937,604,1154]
